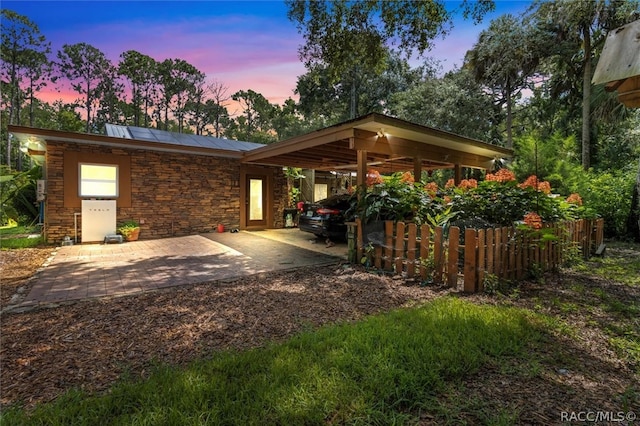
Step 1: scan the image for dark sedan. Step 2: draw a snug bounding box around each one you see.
[298,194,354,241]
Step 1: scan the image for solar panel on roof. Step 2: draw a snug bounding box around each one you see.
[105,124,131,138]
[129,127,155,141]
[180,134,206,147]
[118,125,265,152]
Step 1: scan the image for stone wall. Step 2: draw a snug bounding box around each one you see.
[273,171,288,229]
[44,140,286,243]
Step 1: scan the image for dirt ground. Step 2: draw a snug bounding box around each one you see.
[1,246,638,423]
[0,248,55,308]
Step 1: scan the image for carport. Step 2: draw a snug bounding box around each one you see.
[242,113,513,184]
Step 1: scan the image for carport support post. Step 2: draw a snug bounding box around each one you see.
[356,149,367,190]
[414,157,422,182]
[454,163,462,185]
[355,148,368,263]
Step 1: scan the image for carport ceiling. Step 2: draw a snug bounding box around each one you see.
[242,113,512,173]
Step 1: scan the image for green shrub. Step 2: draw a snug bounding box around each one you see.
[571,167,635,238]
[354,170,593,230]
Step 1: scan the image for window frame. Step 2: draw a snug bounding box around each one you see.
[78,162,119,198]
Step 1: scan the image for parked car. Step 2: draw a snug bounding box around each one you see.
[298,194,354,241]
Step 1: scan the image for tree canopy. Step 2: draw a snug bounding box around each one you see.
[2,5,640,238]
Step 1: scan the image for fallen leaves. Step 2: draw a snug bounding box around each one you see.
[0,264,447,408]
[1,249,638,424]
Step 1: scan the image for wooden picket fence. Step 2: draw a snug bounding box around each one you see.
[352,218,604,293]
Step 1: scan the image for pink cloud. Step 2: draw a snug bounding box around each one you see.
[44,13,305,109]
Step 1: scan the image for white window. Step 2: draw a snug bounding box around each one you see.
[79,163,118,197]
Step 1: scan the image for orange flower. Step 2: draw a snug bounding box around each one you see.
[486,169,516,183]
[458,178,478,190]
[424,181,438,198]
[445,178,455,189]
[400,171,414,184]
[519,175,540,190]
[519,175,552,194]
[566,193,583,206]
[443,195,452,204]
[523,212,543,229]
[537,181,551,194]
[366,169,383,186]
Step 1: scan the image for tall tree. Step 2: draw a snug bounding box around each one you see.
[56,43,114,133]
[286,0,495,118]
[155,58,204,132]
[94,64,125,131]
[271,98,306,140]
[185,79,232,136]
[1,9,51,167]
[465,14,542,148]
[22,47,53,128]
[206,79,230,138]
[296,50,425,124]
[389,68,500,142]
[228,89,276,143]
[534,0,639,169]
[118,50,157,127]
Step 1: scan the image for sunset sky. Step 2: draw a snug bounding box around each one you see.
[4,0,530,113]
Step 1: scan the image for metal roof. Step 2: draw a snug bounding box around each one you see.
[12,115,513,173]
[105,124,264,152]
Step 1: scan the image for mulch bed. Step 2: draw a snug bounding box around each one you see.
[1,247,638,423]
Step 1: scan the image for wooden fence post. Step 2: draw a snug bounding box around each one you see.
[464,228,478,292]
[448,226,460,287]
[508,227,516,280]
[419,224,431,280]
[493,228,502,279]
[384,221,394,271]
[486,228,494,276]
[477,229,486,292]
[407,223,417,278]
[395,222,406,275]
[433,226,444,284]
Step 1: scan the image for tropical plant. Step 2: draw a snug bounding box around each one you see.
[0,165,40,225]
[117,220,140,240]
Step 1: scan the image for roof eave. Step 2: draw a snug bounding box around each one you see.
[8,125,245,159]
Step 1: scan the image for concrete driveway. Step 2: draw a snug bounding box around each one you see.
[11,229,347,310]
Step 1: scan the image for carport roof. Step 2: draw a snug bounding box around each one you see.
[10,113,512,173]
[242,113,512,173]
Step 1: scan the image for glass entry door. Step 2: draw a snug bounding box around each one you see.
[247,175,267,227]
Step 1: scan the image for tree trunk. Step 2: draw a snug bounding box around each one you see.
[85,79,91,133]
[627,157,640,242]
[505,83,513,149]
[581,23,591,170]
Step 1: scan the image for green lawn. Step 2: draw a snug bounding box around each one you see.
[0,224,45,249]
[574,241,640,287]
[1,298,543,425]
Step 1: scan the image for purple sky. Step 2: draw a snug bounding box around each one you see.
[5,1,530,114]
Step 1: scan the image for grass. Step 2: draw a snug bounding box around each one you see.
[574,241,640,287]
[1,298,543,425]
[3,241,637,424]
[0,224,45,249]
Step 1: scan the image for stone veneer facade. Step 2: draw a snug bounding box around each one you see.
[44,140,287,244]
